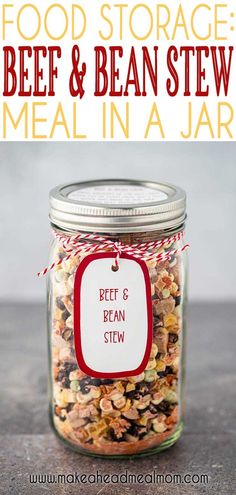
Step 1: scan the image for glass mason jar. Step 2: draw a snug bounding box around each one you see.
[47,179,188,457]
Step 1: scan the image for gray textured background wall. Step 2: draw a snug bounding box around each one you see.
[0,142,235,301]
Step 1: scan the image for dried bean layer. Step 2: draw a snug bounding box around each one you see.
[50,237,183,455]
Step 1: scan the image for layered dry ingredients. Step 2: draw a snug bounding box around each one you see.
[50,235,184,455]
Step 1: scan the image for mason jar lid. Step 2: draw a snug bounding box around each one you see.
[49,179,186,233]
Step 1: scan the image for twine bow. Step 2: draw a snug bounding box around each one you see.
[38,230,189,277]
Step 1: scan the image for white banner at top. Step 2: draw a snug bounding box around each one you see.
[0,0,236,141]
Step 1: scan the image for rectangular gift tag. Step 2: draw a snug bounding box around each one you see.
[74,252,153,378]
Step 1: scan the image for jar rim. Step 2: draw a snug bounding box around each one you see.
[49,179,186,233]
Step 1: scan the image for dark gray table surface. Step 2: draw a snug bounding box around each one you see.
[1,302,236,495]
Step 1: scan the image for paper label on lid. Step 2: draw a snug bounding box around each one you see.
[68,185,168,205]
[73,252,153,378]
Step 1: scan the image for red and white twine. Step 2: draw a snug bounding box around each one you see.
[37,230,189,277]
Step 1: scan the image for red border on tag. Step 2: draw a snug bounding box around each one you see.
[74,252,153,378]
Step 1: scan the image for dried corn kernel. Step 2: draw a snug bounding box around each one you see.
[164,313,178,328]
[126,383,135,393]
[155,360,166,372]
[150,343,158,358]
